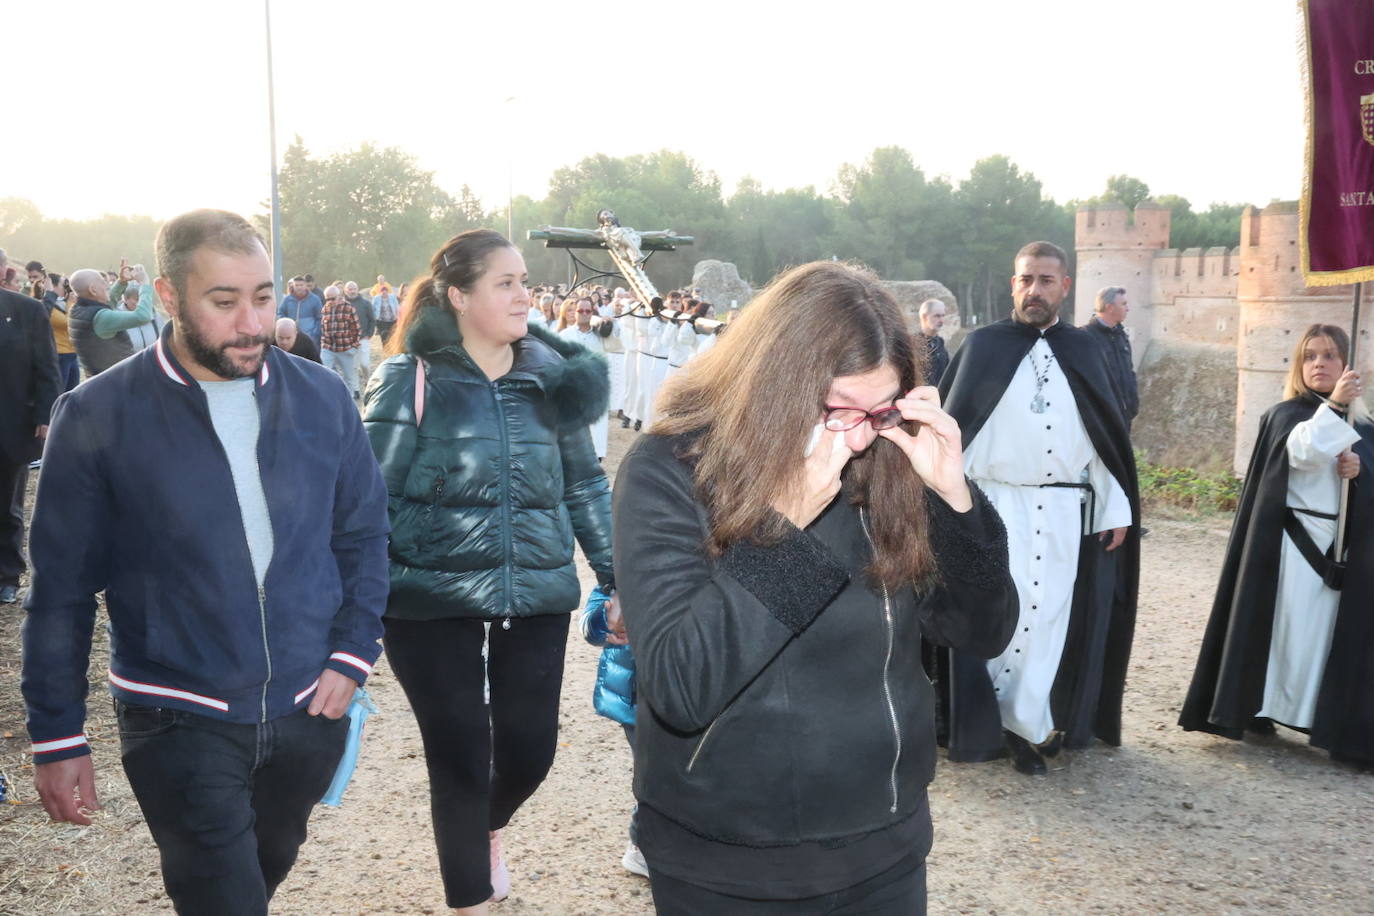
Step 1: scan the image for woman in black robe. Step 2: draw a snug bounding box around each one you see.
[1180,323,1374,768]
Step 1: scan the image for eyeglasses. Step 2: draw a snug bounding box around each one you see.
[822,404,903,432]
[576,308,594,314]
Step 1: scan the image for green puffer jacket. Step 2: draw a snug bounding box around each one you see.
[363,305,614,621]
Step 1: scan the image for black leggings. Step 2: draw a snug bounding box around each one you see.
[384,614,570,909]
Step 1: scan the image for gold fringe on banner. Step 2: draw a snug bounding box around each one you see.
[1298,0,1374,287]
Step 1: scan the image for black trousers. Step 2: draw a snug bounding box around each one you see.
[384,614,570,908]
[118,702,349,916]
[0,460,28,588]
[648,851,927,915]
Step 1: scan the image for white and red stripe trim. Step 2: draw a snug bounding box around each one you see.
[154,339,191,386]
[32,734,88,756]
[109,670,229,712]
[294,678,320,705]
[329,652,373,678]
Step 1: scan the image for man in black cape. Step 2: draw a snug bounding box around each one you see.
[1179,392,1374,768]
[932,241,1141,775]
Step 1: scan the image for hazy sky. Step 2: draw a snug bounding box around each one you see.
[7,0,1305,222]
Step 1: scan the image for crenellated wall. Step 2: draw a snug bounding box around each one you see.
[1077,199,1370,474]
[1075,202,1170,347]
[1233,202,1371,471]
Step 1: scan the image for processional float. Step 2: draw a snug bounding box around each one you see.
[528,209,724,334]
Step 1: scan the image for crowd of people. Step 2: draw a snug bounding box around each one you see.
[0,215,1369,915]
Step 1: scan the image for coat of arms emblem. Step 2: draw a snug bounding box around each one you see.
[1363,93,1374,146]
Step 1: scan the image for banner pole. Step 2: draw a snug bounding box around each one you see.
[1335,281,1362,562]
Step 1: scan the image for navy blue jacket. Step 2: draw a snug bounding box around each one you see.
[22,326,390,763]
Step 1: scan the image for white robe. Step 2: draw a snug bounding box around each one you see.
[666,321,697,378]
[1257,404,1361,728]
[963,333,1132,744]
[557,325,610,458]
[620,317,640,421]
[635,316,670,427]
[691,332,717,362]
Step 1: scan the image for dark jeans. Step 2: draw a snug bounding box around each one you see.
[384,614,570,909]
[57,352,80,392]
[648,851,927,915]
[117,701,349,916]
[375,320,395,347]
[623,723,639,845]
[0,460,27,587]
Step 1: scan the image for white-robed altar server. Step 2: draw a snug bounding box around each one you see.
[665,318,697,379]
[634,306,670,428]
[933,240,1141,777]
[559,298,615,459]
[619,303,641,429]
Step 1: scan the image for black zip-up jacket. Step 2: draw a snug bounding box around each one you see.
[1082,317,1138,422]
[613,433,1016,846]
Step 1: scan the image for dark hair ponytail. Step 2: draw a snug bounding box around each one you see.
[386,229,515,356]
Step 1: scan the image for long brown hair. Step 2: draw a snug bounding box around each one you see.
[652,261,935,590]
[1284,323,1368,417]
[385,229,514,356]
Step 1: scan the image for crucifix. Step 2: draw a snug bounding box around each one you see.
[528,209,722,333]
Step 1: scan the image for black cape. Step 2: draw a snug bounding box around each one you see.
[931,317,1141,760]
[1179,396,1374,765]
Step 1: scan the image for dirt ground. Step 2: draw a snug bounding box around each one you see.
[2,419,1371,915]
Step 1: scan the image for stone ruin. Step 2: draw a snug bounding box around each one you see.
[880,281,961,343]
[690,260,753,310]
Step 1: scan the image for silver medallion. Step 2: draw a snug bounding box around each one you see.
[1030,392,1047,414]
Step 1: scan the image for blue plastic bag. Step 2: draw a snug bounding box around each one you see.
[321,687,378,807]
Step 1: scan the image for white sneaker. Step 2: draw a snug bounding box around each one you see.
[621,842,649,879]
[489,830,511,902]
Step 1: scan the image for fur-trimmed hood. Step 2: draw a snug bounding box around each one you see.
[402,303,609,428]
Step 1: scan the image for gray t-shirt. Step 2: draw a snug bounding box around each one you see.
[198,377,275,586]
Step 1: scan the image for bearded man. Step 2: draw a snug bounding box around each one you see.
[932,240,1140,776]
[21,209,389,914]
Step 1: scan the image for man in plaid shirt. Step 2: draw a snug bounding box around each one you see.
[320,284,362,399]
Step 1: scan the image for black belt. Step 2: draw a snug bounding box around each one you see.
[1039,481,1097,534]
[1283,507,1344,590]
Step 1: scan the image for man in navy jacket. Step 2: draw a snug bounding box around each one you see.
[21,209,390,915]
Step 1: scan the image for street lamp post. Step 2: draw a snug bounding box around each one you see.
[265,0,283,298]
[505,96,515,241]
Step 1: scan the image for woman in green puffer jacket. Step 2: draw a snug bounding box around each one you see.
[363,229,613,915]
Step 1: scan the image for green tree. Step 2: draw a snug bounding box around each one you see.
[725,178,835,284]
[830,146,952,280]
[1096,174,1152,211]
[272,138,471,286]
[947,155,1069,325]
[1154,195,1246,249]
[523,150,728,290]
[0,198,160,274]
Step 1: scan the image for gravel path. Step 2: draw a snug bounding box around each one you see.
[2,424,1370,915]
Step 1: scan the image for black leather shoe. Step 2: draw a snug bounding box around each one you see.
[633,420,642,431]
[1039,731,1064,759]
[620,416,632,428]
[1005,730,1047,776]
[0,584,19,604]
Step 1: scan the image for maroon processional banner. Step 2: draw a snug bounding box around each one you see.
[1300,0,1374,285]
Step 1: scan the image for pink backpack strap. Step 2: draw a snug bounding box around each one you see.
[414,358,427,427]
